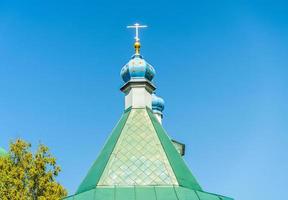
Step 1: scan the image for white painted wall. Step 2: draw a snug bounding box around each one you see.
[125,87,152,109]
[121,79,155,110]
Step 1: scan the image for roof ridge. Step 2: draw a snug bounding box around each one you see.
[146,107,202,191]
[97,108,178,186]
[76,107,203,194]
[76,110,132,194]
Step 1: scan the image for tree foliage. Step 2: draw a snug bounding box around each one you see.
[0,139,67,200]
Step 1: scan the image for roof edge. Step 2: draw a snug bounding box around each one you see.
[146,107,203,191]
[76,109,132,194]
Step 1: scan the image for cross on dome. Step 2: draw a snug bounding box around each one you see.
[127,23,147,42]
[63,24,234,200]
[127,23,147,55]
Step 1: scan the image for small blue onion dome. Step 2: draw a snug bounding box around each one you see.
[120,54,156,82]
[152,93,165,113]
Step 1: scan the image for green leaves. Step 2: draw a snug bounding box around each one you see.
[0,139,67,200]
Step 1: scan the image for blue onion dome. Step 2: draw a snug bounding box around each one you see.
[152,93,165,113]
[120,54,156,83]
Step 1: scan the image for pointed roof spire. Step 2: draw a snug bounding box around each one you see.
[65,108,233,200]
[76,108,202,193]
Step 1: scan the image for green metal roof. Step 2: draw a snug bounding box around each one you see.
[67,108,233,200]
[65,186,233,200]
[98,108,178,186]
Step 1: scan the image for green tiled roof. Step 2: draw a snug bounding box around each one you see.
[67,108,233,200]
[98,108,178,186]
[76,108,131,194]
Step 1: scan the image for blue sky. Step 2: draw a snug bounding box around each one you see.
[0,0,287,199]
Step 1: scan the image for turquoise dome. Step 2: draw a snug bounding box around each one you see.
[152,93,165,113]
[120,54,155,82]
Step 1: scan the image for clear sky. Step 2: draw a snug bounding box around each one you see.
[0,0,287,199]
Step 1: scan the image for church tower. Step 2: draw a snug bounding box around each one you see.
[64,24,233,200]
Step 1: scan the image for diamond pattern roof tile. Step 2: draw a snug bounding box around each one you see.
[68,108,233,200]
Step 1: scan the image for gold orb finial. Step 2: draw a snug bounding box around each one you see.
[134,41,141,54]
[127,23,147,55]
